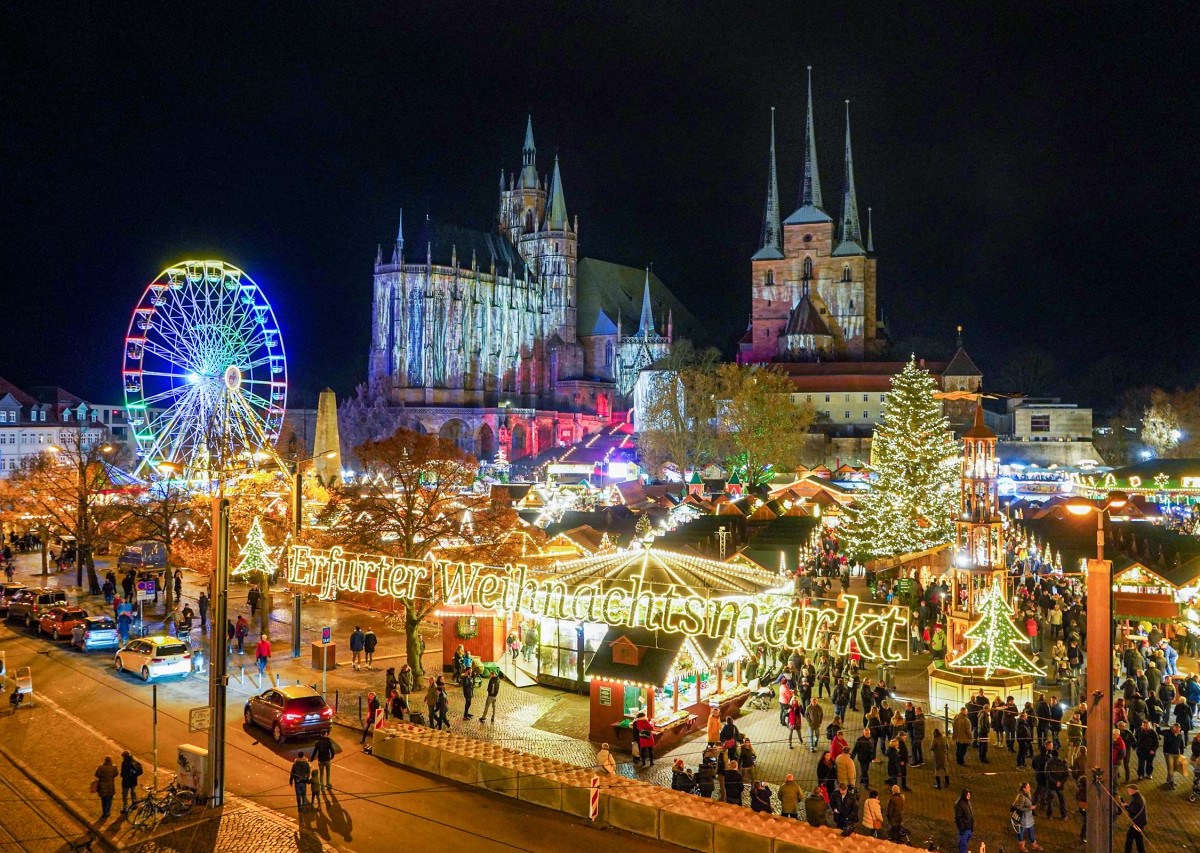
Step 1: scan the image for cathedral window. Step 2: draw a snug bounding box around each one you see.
[765,270,774,287]
[802,257,813,279]
[842,265,851,282]
[604,341,613,369]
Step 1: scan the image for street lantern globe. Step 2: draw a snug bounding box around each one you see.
[1064,496,1095,516]
[1106,490,1129,509]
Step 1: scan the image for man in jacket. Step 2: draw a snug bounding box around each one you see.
[1122,784,1148,853]
[952,707,973,765]
[1162,722,1184,788]
[310,732,336,790]
[778,773,801,817]
[832,679,849,722]
[460,667,476,719]
[1016,711,1034,767]
[361,691,381,744]
[119,751,142,814]
[247,584,261,618]
[724,760,744,805]
[805,697,824,752]
[398,663,415,707]
[363,628,378,670]
[94,756,119,820]
[954,788,974,853]
[1134,720,1159,780]
[349,626,365,671]
[911,707,926,767]
[803,787,828,826]
[289,753,311,812]
[836,784,858,836]
[852,728,874,787]
[885,784,905,842]
[482,670,501,723]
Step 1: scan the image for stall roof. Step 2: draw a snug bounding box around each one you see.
[539,547,782,596]
[585,626,722,685]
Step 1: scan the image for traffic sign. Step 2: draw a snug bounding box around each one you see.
[321,626,332,645]
[188,706,211,733]
[136,580,157,601]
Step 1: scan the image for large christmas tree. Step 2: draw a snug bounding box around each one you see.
[842,358,958,560]
[232,516,278,578]
[950,583,1044,678]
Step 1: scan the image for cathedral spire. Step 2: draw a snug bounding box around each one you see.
[839,100,863,246]
[392,209,404,264]
[784,66,832,225]
[867,206,875,253]
[638,268,655,337]
[520,115,538,189]
[545,155,569,230]
[752,108,784,260]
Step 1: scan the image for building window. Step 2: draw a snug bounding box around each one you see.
[802,257,813,279]
[879,394,886,402]
[842,265,851,282]
[604,341,613,369]
[765,270,774,286]
[806,395,812,403]
[844,410,850,419]
[863,411,869,419]
[824,394,830,403]
[844,394,850,402]
[1030,415,1051,433]
[862,394,869,402]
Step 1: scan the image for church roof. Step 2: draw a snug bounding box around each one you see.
[783,204,833,225]
[831,239,866,257]
[750,246,786,261]
[577,258,699,341]
[943,346,982,377]
[963,404,995,439]
[783,293,832,338]
[405,216,528,278]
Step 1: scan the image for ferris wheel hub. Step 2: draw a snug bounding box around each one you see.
[223,365,242,391]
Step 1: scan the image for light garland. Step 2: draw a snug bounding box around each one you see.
[949,582,1044,679]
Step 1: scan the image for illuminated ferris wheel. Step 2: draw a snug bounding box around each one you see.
[122,260,287,479]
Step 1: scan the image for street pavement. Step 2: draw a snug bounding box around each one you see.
[11,551,1200,851]
[0,552,682,852]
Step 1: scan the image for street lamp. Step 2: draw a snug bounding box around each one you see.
[1064,490,1127,851]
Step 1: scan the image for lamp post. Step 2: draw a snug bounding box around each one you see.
[286,450,337,657]
[1065,490,1127,851]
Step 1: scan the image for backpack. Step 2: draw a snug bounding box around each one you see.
[132,760,144,777]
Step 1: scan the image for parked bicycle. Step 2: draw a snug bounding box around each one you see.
[130,777,197,830]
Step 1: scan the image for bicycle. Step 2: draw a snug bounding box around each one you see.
[130,777,197,830]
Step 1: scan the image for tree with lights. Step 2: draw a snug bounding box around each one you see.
[842,358,958,560]
[950,584,1044,678]
[232,516,277,578]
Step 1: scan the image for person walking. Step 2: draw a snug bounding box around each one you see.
[911,707,926,767]
[307,726,335,786]
[118,751,142,814]
[786,697,803,748]
[398,662,415,708]
[309,761,323,810]
[1134,719,1159,780]
[434,678,450,730]
[349,626,365,671]
[363,627,378,670]
[1163,722,1184,788]
[248,584,261,618]
[804,787,828,827]
[482,670,501,722]
[952,707,972,766]
[1012,781,1040,852]
[198,591,209,633]
[634,711,656,767]
[1122,783,1148,853]
[931,727,950,789]
[953,788,974,853]
[361,691,380,744]
[460,666,475,719]
[852,727,874,786]
[235,615,248,654]
[424,676,438,728]
[255,633,272,683]
[93,756,118,820]
[861,788,883,838]
[805,696,824,753]
[289,753,311,812]
[885,784,906,843]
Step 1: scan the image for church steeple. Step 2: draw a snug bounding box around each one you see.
[391,209,404,264]
[867,206,875,253]
[784,66,832,225]
[752,107,784,261]
[545,155,569,231]
[832,101,865,257]
[519,115,538,189]
[638,269,655,337]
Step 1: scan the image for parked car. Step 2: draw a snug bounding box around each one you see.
[39,606,89,639]
[73,615,120,651]
[114,636,192,682]
[244,685,333,743]
[7,589,69,628]
[0,583,27,615]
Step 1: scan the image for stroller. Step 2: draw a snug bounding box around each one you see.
[747,679,775,711]
[1189,756,1200,802]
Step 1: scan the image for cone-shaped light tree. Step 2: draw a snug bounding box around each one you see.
[950,583,1044,678]
[842,358,959,560]
[232,516,278,578]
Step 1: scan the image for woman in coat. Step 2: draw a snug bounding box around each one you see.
[884,739,901,788]
[975,708,991,763]
[930,728,951,789]
[93,756,119,820]
[815,750,836,794]
[787,698,804,748]
[861,789,884,837]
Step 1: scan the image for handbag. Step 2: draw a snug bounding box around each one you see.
[90,780,98,793]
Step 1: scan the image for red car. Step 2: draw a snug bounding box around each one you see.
[39,606,89,639]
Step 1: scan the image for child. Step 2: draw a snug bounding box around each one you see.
[309,762,323,809]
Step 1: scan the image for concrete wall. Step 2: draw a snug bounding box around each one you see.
[1013,406,1092,441]
[997,440,1104,467]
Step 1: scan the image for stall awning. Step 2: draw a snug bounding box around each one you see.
[585,627,721,686]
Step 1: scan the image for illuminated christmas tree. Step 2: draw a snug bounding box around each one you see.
[950,584,1044,678]
[842,358,958,560]
[232,516,278,578]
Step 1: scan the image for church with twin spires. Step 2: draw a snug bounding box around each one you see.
[739,69,883,364]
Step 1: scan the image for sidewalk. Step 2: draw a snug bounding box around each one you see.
[0,686,334,852]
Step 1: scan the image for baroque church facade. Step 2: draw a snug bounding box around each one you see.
[367,118,697,460]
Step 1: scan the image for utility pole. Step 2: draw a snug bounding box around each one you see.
[206,497,230,806]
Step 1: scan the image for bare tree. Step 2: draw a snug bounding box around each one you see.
[108,472,197,614]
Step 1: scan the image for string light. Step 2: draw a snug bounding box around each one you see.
[949,582,1044,679]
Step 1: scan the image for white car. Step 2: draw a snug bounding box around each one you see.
[115,636,192,681]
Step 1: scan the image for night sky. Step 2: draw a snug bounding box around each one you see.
[4,3,1198,410]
